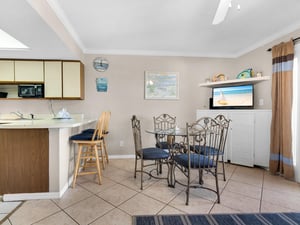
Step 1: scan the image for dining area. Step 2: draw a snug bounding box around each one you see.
[2,143,300,225]
[3,112,300,225]
[131,113,231,206]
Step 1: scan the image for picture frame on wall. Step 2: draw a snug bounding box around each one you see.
[144,71,179,100]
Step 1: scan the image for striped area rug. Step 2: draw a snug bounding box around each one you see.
[133,213,300,225]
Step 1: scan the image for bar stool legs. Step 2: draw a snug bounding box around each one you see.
[72,143,102,188]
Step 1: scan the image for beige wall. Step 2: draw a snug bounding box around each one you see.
[2,29,300,156]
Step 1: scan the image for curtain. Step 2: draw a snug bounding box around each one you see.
[270,40,294,180]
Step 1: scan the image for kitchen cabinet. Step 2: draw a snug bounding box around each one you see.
[0,60,14,82]
[196,109,271,167]
[0,59,84,99]
[0,129,49,194]
[15,60,44,82]
[44,61,62,98]
[62,61,84,99]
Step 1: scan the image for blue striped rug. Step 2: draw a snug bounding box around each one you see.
[133,213,300,225]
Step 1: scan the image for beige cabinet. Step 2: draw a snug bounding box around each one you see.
[15,60,44,82]
[0,60,15,82]
[44,61,62,98]
[62,61,84,99]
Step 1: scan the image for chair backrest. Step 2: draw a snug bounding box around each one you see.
[153,114,176,131]
[103,111,111,134]
[131,115,142,155]
[153,114,176,144]
[214,114,231,155]
[92,112,106,141]
[187,117,223,169]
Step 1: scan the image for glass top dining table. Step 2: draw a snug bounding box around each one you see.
[145,128,187,136]
[145,128,187,187]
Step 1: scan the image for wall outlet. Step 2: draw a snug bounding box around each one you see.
[259,98,264,106]
[120,140,124,147]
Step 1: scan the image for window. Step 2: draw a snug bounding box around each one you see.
[292,42,300,182]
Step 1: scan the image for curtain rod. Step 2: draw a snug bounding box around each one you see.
[267,37,300,52]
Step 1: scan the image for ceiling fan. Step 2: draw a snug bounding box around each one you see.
[212,0,235,25]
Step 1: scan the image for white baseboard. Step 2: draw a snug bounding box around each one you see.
[3,192,60,202]
[109,154,135,159]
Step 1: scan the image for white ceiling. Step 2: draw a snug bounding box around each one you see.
[1,0,300,59]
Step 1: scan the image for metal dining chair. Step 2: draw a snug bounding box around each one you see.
[172,117,223,205]
[131,115,169,190]
[189,114,231,181]
[153,114,176,149]
[213,114,231,181]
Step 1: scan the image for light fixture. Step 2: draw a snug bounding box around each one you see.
[0,28,28,49]
[212,0,231,25]
[212,0,241,25]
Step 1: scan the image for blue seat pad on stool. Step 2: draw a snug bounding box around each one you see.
[82,128,109,135]
[70,132,103,141]
[70,132,93,141]
[138,148,169,160]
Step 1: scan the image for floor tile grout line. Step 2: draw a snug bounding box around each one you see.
[208,164,237,214]
[259,170,265,213]
[0,201,24,225]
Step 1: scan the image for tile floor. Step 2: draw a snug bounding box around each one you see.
[1,159,300,225]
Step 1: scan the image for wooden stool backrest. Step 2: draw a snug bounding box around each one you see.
[92,112,105,141]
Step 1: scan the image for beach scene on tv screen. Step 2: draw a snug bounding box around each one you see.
[213,85,253,107]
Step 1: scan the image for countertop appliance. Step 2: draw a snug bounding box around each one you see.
[18,84,44,98]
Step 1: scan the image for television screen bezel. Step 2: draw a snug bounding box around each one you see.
[211,84,254,110]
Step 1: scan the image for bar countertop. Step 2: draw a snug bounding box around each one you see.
[0,114,96,129]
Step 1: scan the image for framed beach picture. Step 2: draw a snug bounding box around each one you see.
[96,77,108,92]
[144,71,179,100]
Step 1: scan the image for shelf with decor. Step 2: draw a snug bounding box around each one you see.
[198,76,271,88]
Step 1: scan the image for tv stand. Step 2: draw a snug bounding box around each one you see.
[196,109,271,168]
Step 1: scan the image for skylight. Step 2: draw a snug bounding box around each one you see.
[0,28,28,49]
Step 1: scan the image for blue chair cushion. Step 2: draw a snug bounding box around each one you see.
[155,141,169,149]
[138,148,169,160]
[82,128,95,133]
[70,132,93,141]
[70,132,104,141]
[82,128,109,135]
[191,145,221,156]
[173,153,216,168]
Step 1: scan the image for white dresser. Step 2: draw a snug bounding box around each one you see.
[196,109,271,167]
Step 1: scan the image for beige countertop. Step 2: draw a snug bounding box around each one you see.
[0,114,96,129]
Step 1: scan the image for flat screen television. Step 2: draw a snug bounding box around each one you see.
[212,84,254,109]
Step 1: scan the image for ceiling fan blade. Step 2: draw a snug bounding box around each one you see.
[212,0,231,25]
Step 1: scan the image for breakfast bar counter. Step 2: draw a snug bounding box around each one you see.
[0,115,96,201]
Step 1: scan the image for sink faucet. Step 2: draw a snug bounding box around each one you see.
[11,111,24,119]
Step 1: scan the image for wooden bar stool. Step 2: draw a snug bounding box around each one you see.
[81,111,111,169]
[70,113,105,188]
